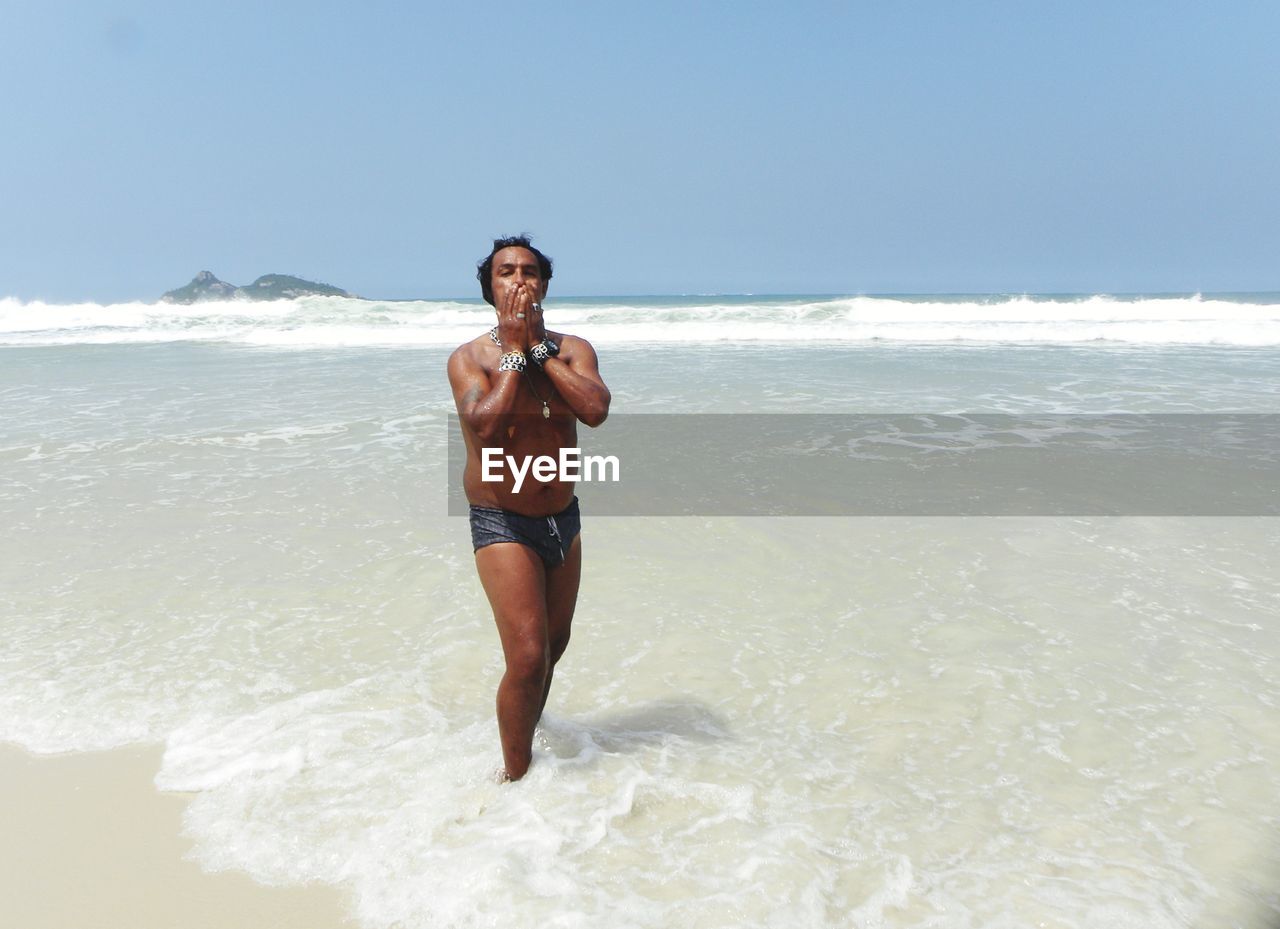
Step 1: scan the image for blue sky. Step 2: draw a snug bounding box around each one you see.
[2,1,1277,302]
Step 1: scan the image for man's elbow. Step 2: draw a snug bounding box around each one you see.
[579,395,610,428]
[465,410,505,443]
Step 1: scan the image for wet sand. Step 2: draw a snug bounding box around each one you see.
[0,744,353,929]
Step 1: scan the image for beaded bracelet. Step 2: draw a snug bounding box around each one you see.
[497,350,527,373]
[530,338,560,367]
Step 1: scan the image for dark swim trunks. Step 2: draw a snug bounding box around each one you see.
[469,496,581,568]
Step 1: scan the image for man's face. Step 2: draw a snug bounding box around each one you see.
[490,246,547,306]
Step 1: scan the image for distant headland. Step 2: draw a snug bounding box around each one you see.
[161,271,351,304]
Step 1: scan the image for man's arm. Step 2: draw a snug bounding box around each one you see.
[447,345,525,443]
[540,335,611,427]
[447,280,549,442]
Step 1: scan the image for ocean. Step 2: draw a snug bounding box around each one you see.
[2,293,1278,928]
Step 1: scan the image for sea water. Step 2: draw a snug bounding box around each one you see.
[1,294,1278,928]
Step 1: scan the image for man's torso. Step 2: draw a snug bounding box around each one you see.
[457,330,580,516]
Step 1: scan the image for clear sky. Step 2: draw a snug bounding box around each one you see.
[2,1,1277,302]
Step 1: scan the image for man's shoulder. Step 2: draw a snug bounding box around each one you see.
[550,331,596,355]
[447,333,494,376]
[451,332,494,358]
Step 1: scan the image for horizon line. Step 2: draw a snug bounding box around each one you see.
[6,288,1280,306]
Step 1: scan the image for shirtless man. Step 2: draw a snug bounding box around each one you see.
[447,236,611,781]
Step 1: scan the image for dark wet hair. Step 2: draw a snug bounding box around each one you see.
[476,235,553,306]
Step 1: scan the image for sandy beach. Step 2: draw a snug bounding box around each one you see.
[0,744,352,929]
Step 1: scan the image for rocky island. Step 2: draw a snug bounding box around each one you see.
[162,271,351,304]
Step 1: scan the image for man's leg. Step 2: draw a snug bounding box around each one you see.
[540,535,582,714]
[475,542,549,780]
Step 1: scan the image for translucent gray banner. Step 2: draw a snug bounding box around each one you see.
[447,414,1280,516]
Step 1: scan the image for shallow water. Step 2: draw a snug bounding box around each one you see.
[2,337,1278,928]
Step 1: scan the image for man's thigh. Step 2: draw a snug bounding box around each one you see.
[475,542,549,659]
[545,535,582,649]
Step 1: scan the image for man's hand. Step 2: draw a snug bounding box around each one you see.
[495,284,546,352]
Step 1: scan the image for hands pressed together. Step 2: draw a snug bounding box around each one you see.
[495,283,547,353]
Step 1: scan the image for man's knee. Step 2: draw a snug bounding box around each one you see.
[549,630,571,665]
[505,638,550,687]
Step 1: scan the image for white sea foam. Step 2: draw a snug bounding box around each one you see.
[2,293,1278,347]
[2,341,1278,927]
